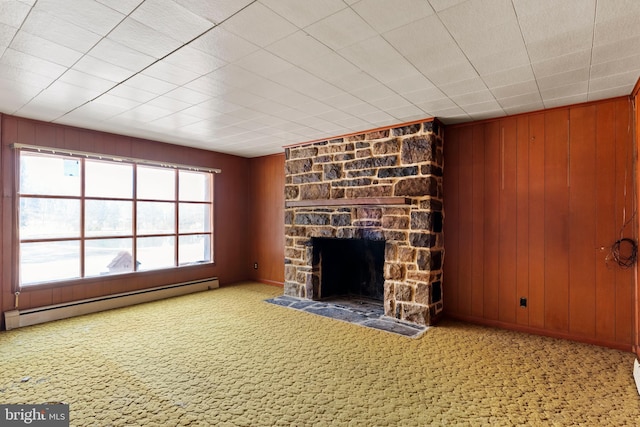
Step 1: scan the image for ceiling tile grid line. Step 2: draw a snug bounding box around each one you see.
[0,0,639,157]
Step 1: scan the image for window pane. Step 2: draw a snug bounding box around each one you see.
[20,198,80,239]
[179,170,211,201]
[137,201,175,234]
[20,152,80,196]
[179,234,211,265]
[85,239,134,277]
[86,200,133,237]
[137,166,175,200]
[137,236,175,270]
[179,203,211,233]
[86,160,133,198]
[20,240,80,285]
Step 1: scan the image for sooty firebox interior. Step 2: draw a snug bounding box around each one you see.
[312,237,385,301]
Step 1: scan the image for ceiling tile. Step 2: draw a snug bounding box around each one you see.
[298,52,362,85]
[489,79,538,99]
[592,35,640,66]
[352,0,434,33]
[537,68,589,91]
[36,0,125,35]
[15,101,72,122]
[151,112,202,132]
[0,0,31,27]
[0,62,54,89]
[114,103,173,122]
[531,49,591,78]
[205,64,269,89]
[482,64,535,89]
[73,55,134,83]
[122,73,176,95]
[89,38,157,72]
[21,10,102,51]
[184,74,234,98]
[107,82,158,102]
[594,0,640,45]
[163,46,227,75]
[502,101,545,116]
[590,53,640,80]
[428,0,468,12]
[142,61,200,86]
[439,77,487,97]
[9,31,83,67]
[174,0,254,25]
[164,87,211,104]
[540,81,588,101]
[233,49,294,77]
[95,0,142,15]
[305,7,377,50]
[338,36,418,83]
[220,2,297,47]
[588,68,640,93]
[147,95,191,112]
[415,97,459,114]
[497,91,543,109]
[439,0,515,36]
[402,86,448,104]
[0,23,17,53]
[107,18,182,59]
[514,0,595,43]
[190,27,259,63]
[588,84,636,102]
[59,69,117,92]
[385,73,436,95]
[1,48,67,79]
[260,0,347,28]
[267,30,334,69]
[451,89,495,106]
[90,93,142,111]
[543,93,588,109]
[0,79,40,112]
[130,0,214,43]
[524,27,595,64]
[328,70,380,93]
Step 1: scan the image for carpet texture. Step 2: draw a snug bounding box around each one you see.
[1,282,639,426]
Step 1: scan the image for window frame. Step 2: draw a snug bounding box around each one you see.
[15,146,217,288]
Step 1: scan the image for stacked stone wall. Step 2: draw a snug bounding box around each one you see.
[284,120,444,326]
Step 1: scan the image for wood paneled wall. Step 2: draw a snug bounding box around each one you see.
[444,97,635,350]
[1,115,251,329]
[633,80,640,358]
[248,153,285,286]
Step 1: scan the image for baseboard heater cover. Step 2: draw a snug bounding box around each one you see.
[634,359,640,396]
[4,277,219,330]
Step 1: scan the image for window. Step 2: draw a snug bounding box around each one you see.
[18,150,214,286]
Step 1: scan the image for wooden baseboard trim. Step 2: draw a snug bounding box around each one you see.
[444,313,633,352]
[256,279,284,288]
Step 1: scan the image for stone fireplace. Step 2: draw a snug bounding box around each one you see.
[284,120,444,326]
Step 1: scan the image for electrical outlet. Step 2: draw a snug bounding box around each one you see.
[519,297,527,308]
[254,262,258,269]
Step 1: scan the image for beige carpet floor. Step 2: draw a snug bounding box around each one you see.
[1,282,639,426]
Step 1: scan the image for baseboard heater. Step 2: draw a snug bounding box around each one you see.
[4,277,219,331]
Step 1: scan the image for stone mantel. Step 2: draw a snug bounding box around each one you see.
[284,197,411,208]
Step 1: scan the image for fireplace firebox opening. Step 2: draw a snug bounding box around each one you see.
[312,237,385,301]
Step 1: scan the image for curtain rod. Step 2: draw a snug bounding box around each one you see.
[10,143,222,174]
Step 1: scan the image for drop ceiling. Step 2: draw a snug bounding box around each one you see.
[1,0,639,157]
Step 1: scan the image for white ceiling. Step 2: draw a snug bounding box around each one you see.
[1,0,639,157]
